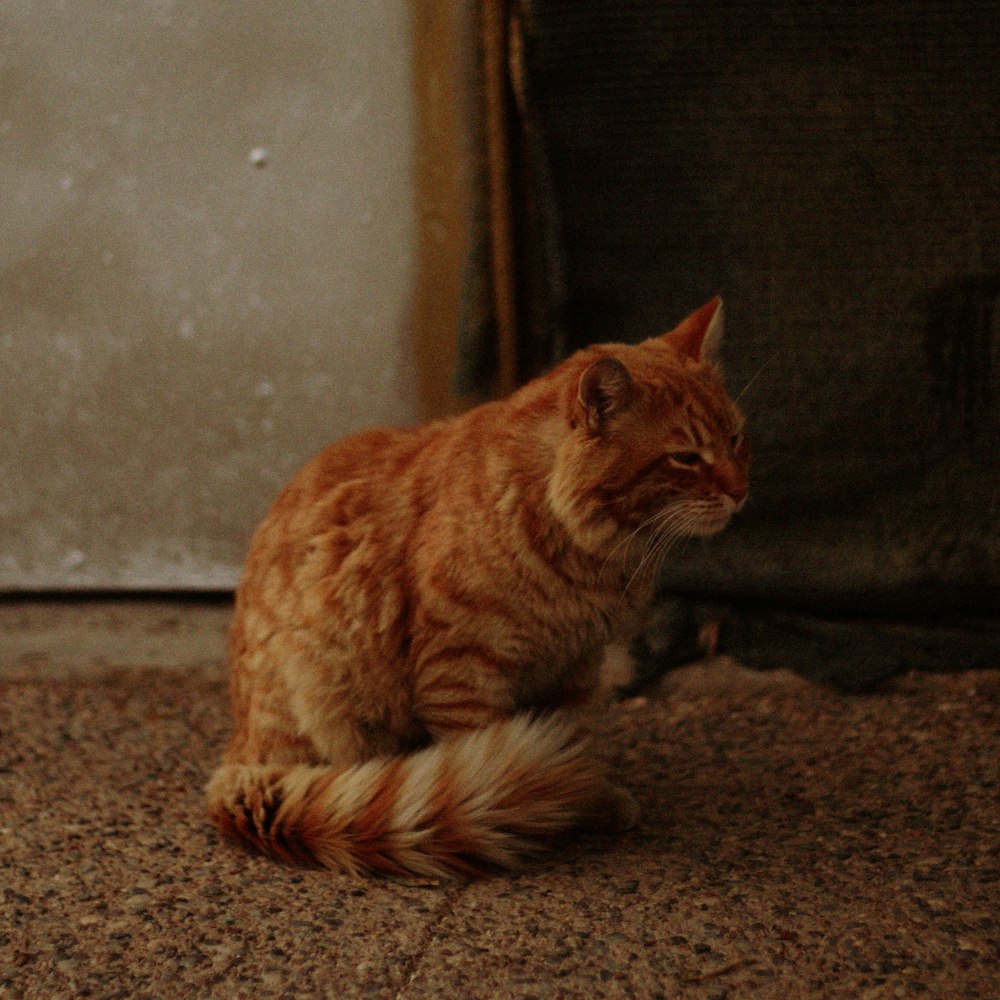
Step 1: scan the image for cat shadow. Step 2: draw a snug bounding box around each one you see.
[558,693,936,885]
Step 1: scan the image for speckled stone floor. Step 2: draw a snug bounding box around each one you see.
[1,603,998,999]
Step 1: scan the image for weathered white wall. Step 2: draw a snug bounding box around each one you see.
[1,2,419,589]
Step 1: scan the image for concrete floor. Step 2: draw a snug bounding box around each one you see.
[1,600,998,999]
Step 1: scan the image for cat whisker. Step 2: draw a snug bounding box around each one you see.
[630,506,692,564]
[600,502,685,579]
[626,529,686,592]
[734,347,781,404]
[623,504,701,592]
[649,510,706,577]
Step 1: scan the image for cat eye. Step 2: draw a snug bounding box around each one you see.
[668,451,701,467]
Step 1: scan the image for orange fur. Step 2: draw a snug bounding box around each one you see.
[207,298,749,877]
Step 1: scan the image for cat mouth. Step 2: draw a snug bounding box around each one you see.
[685,500,741,536]
[686,515,731,537]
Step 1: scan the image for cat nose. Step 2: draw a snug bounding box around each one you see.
[715,460,748,505]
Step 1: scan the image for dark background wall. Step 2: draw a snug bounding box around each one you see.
[521,1,999,685]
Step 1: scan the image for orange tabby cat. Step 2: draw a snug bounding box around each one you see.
[207,297,749,878]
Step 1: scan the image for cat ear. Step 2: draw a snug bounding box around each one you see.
[577,356,636,435]
[663,296,725,363]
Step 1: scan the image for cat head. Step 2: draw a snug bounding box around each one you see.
[550,297,749,557]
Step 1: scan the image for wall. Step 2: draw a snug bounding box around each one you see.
[1,2,424,589]
[524,1,1000,686]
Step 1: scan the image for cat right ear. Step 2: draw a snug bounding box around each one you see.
[577,357,636,435]
[663,296,724,363]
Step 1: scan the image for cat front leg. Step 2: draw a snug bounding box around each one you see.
[558,651,641,835]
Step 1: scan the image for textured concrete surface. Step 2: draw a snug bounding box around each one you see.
[0,599,231,680]
[1,604,998,999]
[2,2,419,590]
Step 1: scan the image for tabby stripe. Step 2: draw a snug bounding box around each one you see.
[413,673,509,728]
[418,609,453,633]
[418,705,503,736]
[416,675,504,720]
[419,698,498,717]
[426,759,484,876]
[427,571,519,624]
[272,811,318,867]
[351,757,406,853]
[294,770,348,865]
[517,505,579,587]
[273,536,297,591]
[605,454,667,501]
[507,544,571,600]
[224,780,315,867]
[386,437,424,482]
[471,478,574,590]
[405,611,453,664]
[420,644,521,675]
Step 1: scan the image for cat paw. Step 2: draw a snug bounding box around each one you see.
[590,784,640,833]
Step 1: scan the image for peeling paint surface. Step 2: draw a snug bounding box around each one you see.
[1,3,419,590]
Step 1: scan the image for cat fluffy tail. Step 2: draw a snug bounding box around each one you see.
[205,715,611,879]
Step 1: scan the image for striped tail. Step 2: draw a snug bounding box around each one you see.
[205,715,608,879]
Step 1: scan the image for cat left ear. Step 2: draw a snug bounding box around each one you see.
[664,296,725,363]
[577,356,636,435]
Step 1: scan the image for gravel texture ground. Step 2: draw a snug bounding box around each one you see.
[0,603,997,999]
